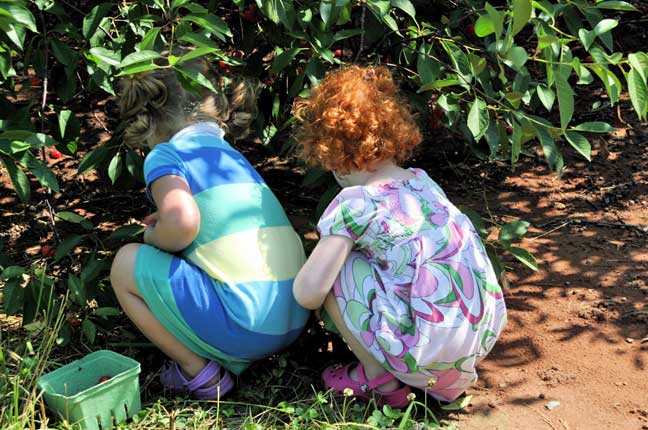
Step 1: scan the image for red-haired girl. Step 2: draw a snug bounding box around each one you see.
[293,66,507,407]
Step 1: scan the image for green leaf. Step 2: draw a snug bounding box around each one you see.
[116,63,162,76]
[441,395,473,411]
[271,48,303,74]
[593,19,618,36]
[82,3,112,39]
[56,211,93,230]
[333,29,362,42]
[537,35,559,50]
[174,64,217,92]
[54,234,84,262]
[182,14,232,40]
[119,50,162,69]
[511,119,522,164]
[571,122,614,133]
[627,69,648,120]
[564,130,591,161]
[58,110,74,139]
[0,4,36,32]
[108,224,145,240]
[179,32,220,50]
[498,220,529,246]
[108,152,122,185]
[15,151,59,192]
[50,39,77,66]
[0,266,25,280]
[511,0,531,36]
[505,46,528,71]
[509,246,538,270]
[78,147,112,174]
[474,15,495,37]
[536,85,555,111]
[578,29,595,51]
[628,53,648,83]
[1,156,30,202]
[467,98,489,141]
[590,64,622,105]
[88,47,120,66]
[178,46,218,64]
[94,307,121,317]
[417,79,462,92]
[0,21,26,49]
[391,0,416,19]
[555,74,573,130]
[534,125,564,176]
[460,207,488,239]
[595,1,639,11]
[485,2,503,39]
[141,27,161,51]
[67,274,86,306]
[417,45,440,85]
[81,319,96,343]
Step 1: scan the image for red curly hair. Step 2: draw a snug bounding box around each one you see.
[294,65,421,174]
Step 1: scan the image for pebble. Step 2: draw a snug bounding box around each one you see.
[539,393,546,399]
[498,382,508,388]
[488,402,496,408]
[626,338,634,344]
[545,400,561,411]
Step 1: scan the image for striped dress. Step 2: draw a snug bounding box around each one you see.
[134,122,308,374]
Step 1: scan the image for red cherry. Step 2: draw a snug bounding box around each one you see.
[333,49,343,57]
[583,56,593,63]
[467,24,475,35]
[29,76,41,86]
[98,375,111,383]
[505,124,513,135]
[67,318,82,328]
[433,108,443,119]
[218,61,228,69]
[296,66,304,74]
[50,149,62,159]
[40,244,56,257]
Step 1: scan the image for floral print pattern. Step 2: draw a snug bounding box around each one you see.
[318,168,507,402]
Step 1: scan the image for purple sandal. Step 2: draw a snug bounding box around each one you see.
[160,360,234,400]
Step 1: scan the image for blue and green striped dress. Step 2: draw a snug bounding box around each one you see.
[134,122,308,374]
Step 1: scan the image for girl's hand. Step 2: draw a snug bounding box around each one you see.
[142,212,158,226]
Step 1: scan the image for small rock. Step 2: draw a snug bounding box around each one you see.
[488,402,496,408]
[626,338,634,344]
[498,382,508,388]
[539,393,546,399]
[564,281,571,286]
[545,400,560,411]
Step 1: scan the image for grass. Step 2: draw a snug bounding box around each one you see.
[0,294,461,430]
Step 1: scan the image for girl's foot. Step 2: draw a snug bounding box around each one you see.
[322,362,412,408]
[160,360,234,400]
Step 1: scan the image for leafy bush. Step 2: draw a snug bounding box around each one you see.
[1,0,647,324]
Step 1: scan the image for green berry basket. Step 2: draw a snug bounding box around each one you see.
[36,350,142,430]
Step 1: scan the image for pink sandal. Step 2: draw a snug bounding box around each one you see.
[322,363,412,408]
[160,360,234,400]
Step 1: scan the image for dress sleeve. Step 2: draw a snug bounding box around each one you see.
[143,142,187,203]
[317,187,376,244]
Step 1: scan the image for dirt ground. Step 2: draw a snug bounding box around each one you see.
[1,97,647,429]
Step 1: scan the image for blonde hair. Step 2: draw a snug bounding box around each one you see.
[118,58,257,149]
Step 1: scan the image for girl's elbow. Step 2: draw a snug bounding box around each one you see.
[293,281,323,310]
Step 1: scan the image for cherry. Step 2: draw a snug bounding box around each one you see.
[333,49,343,57]
[67,317,82,328]
[467,24,475,35]
[218,61,228,69]
[40,244,56,257]
[50,149,62,159]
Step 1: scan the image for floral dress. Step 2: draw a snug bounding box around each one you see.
[317,168,507,401]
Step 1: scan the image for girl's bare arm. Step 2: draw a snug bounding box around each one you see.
[144,175,200,252]
[293,235,353,309]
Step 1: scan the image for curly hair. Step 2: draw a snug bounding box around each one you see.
[118,56,257,149]
[294,65,421,174]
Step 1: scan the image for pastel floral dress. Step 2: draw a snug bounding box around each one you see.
[317,168,507,401]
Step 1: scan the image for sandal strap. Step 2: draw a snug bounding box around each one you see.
[186,361,221,392]
[357,364,397,391]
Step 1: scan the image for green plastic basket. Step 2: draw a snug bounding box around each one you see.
[37,350,142,430]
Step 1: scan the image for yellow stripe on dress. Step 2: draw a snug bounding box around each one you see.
[186,226,306,284]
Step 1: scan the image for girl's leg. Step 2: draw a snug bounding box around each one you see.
[323,292,399,392]
[110,243,210,378]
